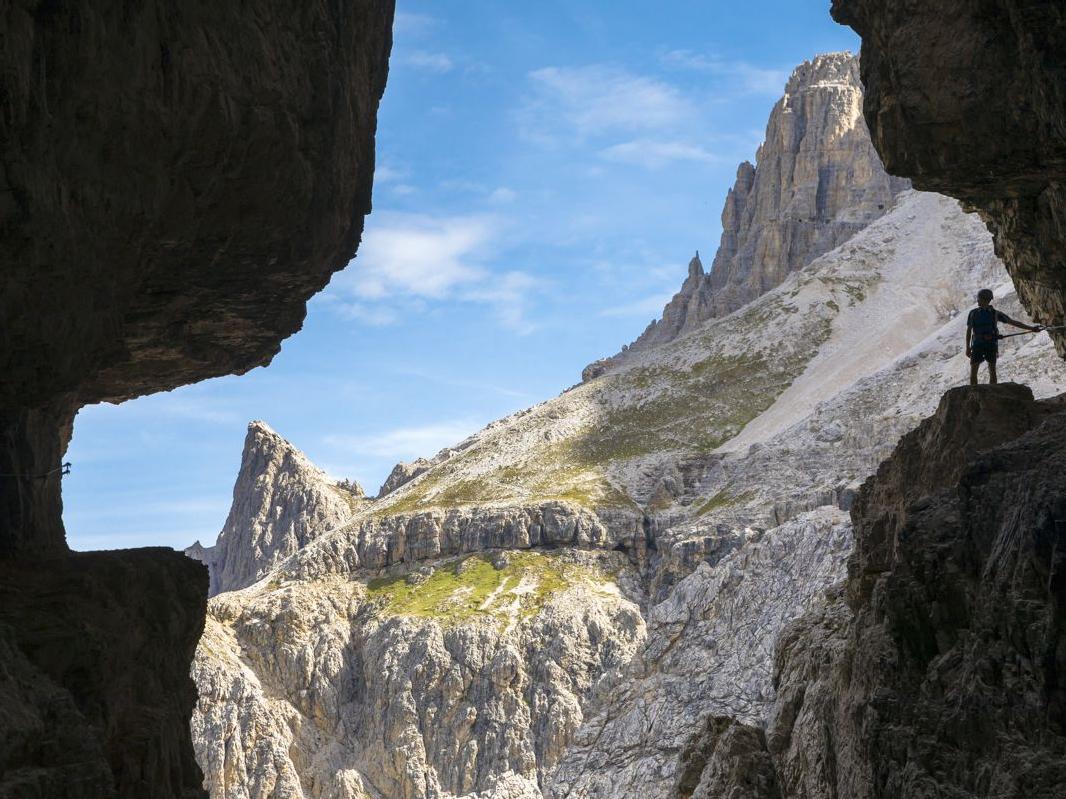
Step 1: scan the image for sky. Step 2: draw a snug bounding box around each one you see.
[64,1,859,551]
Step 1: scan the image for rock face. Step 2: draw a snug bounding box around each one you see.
[766,384,1066,797]
[194,551,645,799]
[0,1,395,796]
[623,52,908,355]
[188,421,360,595]
[0,549,208,799]
[378,458,433,497]
[831,0,1066,353]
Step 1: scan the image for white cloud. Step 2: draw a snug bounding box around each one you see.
[524,65,693,139]
[324,420,481,463]
[391,183,418,196]
[332,302,399,326]
[329,213,538,332]
[661,50,788,96]
[599,292,676,318]
[345,213,495,300]
[600,138,721,169]
[398,50,454,73]
[488,187,518,204]
[374,164,408,183]
[393,11,438,37]
[464,271,541,334]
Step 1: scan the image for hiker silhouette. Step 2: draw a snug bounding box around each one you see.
[965,288,1042,385]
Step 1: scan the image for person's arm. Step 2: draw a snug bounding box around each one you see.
[997,309,1042,331]
[966,322,972,357]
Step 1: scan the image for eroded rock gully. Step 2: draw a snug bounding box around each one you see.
[0,1,394,796]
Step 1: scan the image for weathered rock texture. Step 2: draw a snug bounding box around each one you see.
[0,1,395,796]
[1,0,394,554]
[378,458,433,497]
[766,384,1066,797]
[0,549,208,799]
[618,52,908,358]
[188,421,360,595]
[831,0,1066,353]
[195,552,645,799]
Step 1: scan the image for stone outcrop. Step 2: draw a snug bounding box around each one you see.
[0,1,395,796]
[378,458,433,497]
[285,502,642,582]
[194,551,645,799]
[622,52,908,356]
[0,549,208,799]
[188,421,359,595]
[766,384,1066,797]
[830,0,1066,354]
[547,510,852,799]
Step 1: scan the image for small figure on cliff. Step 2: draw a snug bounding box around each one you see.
[966,288,1042,385]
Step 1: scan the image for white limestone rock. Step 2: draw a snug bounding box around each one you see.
[186,420,359,595]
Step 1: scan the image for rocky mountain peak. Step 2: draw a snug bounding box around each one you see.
[186,420,358,595]
[784,50,859,93]
[601,52,909,365]
[377,457,433,498]
[687,251,704,282]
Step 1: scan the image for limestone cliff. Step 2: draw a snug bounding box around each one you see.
[0,1,395,796]
[188,421,362,596]
[620,52,908,357]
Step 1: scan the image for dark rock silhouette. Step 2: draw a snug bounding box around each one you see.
[0,1,395,795]
[767,384,1066,796]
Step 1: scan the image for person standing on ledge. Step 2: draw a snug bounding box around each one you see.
[966,288,1042,385]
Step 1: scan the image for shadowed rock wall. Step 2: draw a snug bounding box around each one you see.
[0,0,394,795]
[831,0,1066,353]
[767,384,1066,797]
[1,0,394,554]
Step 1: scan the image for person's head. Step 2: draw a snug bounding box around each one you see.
[977,288,994,306]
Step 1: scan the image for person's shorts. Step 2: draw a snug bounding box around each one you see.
[970,340,998,364]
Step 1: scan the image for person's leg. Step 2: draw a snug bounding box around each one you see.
[971,359,980,386]
[989,360,998,384]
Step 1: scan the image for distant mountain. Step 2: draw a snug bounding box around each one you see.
[585,53,908,380]
[187,55,1066,799]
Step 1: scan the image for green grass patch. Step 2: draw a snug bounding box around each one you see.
[695,489,755,517]
[366,551,609,626]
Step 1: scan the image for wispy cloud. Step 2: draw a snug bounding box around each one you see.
[390,367,531,400]
[661,50,789,96]
[347,213,494,299]
[328,213,539,332]
[397,50,455,73]
[600,138,721,169]
[324,420,482,462]
[393,11,438,37]
[464,271,541,335]
[488,187,518,204]
[599,292,676,318]
[522,65,693,141]
[374,164,409,183]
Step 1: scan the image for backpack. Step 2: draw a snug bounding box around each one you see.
[972,306,999,342]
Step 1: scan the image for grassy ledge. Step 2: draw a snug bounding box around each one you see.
[365,551,614,627]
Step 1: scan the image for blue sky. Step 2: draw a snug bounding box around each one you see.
[64,1,859,551]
